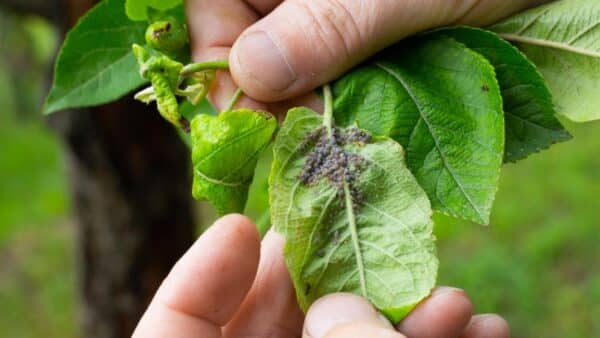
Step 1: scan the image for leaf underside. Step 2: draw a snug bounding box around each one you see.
[333,36,504,224]
[125,0,182,21]
[191,109,276,215]
[44,0,147,114]
[434,27,571,162]
[490,0,600,122]
[270,107,437,323]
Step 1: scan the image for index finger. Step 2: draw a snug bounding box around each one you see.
[185,0,267,111]
[396,287,473,338]
[132,214,261,338]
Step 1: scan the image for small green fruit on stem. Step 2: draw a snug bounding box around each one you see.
[145,17,188,53]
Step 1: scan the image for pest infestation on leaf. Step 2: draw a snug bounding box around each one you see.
[44,0,600,325]
[298,125,372,210]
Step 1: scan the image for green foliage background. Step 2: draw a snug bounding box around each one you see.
[0,9,598,338]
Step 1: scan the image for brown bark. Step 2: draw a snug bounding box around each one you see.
[50,98,196,338]
[1,1,197,337]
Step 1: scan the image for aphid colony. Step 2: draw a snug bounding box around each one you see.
[298,125,371,210]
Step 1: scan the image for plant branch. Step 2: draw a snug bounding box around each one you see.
[181,60,229,77]
[224,88,244,112]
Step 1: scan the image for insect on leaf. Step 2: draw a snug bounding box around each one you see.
[44,0,147,114]
[270,107,437,323]
[191,109,277,215]
[490,0,600,122]
[434,27,571,162]
[332,36,504,224]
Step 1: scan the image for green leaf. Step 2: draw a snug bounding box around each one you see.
[333,36,504,224]
[125,0,182,21]
[270,107,437,323]
[44,0,147,114]
[490,0,600,122]
[434,27,571,162]
[191,109,277,215]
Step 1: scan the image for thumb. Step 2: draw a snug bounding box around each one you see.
[230,0,549,102]
[302,293,404,338]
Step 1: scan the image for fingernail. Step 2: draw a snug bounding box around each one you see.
[303,293,392,338]
[234,31,296,91]
[431,286,464,296]
[468,314,510,334]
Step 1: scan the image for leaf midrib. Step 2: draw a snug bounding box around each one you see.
[374,62,486,222]
[195,122,271,166]
[343,181,367,298]
[505,110,570,136]
[499,33,600,58]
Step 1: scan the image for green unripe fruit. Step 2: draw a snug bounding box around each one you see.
[145,18,188,53]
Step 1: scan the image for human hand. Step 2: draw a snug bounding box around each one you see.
[132,214,510,338]
[186,0,550,112]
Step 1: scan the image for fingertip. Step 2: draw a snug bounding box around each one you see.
[157,213,261,325]
[304,293,393,338]
[223,229,304,338]
[213,213,261,245]
[396,287,473,338]
[324,322,406,338]
[204,213,261,263]
[460,314,511,338]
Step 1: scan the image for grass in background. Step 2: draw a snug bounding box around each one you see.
[0,11,77,338]
[436,120,600,338]
[0,118,76,338]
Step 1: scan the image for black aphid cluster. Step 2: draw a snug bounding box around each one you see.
[298,126,371,209]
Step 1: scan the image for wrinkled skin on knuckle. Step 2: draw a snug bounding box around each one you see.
[288,0,365,64]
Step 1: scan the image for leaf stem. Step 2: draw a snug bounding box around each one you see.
[224,88,244,112]
[181,60,229,77]
[343,180,368,298]
[322,84,334,137]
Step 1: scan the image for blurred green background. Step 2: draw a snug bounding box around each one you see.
[0,9,599,338]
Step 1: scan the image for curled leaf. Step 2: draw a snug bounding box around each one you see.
[192,109,277,215]
[180,70,216,105]
[132,44,186,128]
[149,73,186,130]
[132,44,182,86]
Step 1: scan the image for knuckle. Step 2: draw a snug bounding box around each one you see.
[289,0,366,60]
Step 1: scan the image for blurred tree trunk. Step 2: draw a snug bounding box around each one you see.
[0,1,197,337]
[51,99,196,338]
